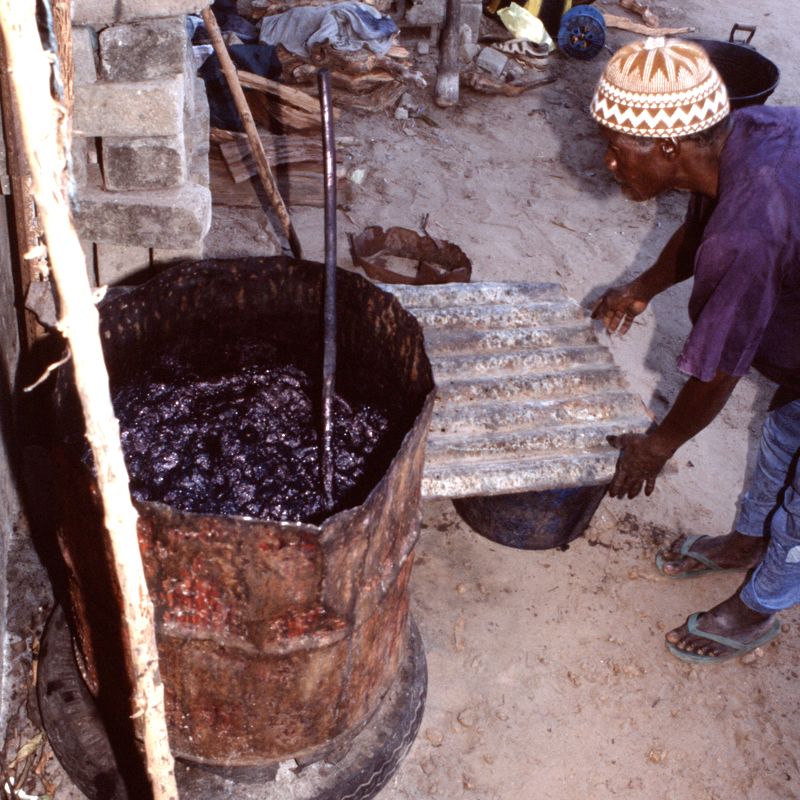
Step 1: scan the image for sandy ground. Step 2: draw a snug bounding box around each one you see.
[3,1,800,798]
[294,1,800,798]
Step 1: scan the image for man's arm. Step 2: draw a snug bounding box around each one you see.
[592,222,697,334]
[608,369,740,498]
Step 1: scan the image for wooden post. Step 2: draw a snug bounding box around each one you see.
[0,4,179,799]
[202,7,303,258]
[435,0,461,107]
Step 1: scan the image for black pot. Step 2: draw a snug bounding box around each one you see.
[692,24,780,109]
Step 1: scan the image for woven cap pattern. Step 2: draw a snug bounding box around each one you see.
[590,37,730,138]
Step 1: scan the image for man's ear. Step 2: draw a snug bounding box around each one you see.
[660,137,680,159]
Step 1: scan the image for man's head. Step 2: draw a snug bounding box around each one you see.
[590,37,731,200]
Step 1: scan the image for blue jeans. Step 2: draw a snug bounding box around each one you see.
[736,397,800,614]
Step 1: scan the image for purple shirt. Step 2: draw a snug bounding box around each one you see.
[677,106,800,392]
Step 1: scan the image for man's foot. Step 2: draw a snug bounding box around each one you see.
[665,594,778,661]
[657,531,765,577]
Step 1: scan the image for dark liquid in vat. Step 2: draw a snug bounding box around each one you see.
[111,335,392,523]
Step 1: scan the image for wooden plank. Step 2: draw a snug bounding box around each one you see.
[332,80,405,112]
[246,88,322,130]
[210,153,352,208]
[219,135,328,184]
[238,70,341,120]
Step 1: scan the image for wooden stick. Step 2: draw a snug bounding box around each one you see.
[202,7,302,258]
[238,70,341,119]
[618,0,659,28]
[602,13,693,36]
[0,3,179,799]
[435,0,461,108]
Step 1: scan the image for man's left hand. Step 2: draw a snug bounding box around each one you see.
[606,433,673,499]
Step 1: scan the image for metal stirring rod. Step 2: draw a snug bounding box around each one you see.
[318,68,337,509]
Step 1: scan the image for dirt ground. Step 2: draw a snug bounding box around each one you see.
[306,1,798,798]
[4,1,800,798]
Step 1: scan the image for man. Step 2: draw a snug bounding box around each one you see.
[589,36,800,663]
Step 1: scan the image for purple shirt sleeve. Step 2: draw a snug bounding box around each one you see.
[677,230,783,381]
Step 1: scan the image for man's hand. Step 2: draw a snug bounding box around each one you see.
[591,283,649,335]
[606,433,674,499]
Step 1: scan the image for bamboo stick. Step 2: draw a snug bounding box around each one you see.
[0,4,179,799]
[202,7,302,258]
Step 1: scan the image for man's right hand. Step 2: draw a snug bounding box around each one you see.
[591,283,649,335]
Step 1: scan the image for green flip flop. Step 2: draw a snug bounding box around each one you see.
[666,612,781,664]
[655,534,748,579]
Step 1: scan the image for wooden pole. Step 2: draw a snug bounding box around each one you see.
[0,4,179,799]
[201,7,303,259]
[435,0,461,107]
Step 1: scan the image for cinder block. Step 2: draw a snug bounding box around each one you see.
[80,238,97,286]
[74,76,185,137]
[185,78,210,188]
[70,135,88,188]
[99,17,187,81]
[152,241,205,266]
[96,242,152,285]
[74,183,212,249]
[73,0,210,26]
[461,4,483,43]
[72,27,97,86]
[102,136,187,191]
[202,206,281,260]
[123,0,210,20]
[476,46,508,79]
[404,0,445,25]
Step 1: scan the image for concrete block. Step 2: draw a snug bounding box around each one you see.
[73,0,210,26]
[182,41,197,116]
[96,242,152,285]
[405,0,445,26]
[461,4,483,44]
[476,46,508,79]
[186,78,210,188]
[100,17,187,81]
[81,239,97,286]
[74,76,185,137]
[70,135,88,188]
[102,136,187,191]
[74,183,212,249]
[152,241,204,266]
[72,27,97,86]
[25,280,58,328]
[202,206,281,260]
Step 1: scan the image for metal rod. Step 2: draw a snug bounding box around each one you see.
[201,7,302,258]
[318,68,337,509]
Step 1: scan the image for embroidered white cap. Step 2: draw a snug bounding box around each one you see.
[590,37,730,138]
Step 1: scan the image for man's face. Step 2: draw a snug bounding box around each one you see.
[600,128,676,201]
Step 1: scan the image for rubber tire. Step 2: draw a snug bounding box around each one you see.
[38,606,427,800]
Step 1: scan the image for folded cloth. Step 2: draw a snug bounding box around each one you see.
[259,1,398,58]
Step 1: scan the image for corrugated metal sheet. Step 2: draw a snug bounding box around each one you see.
[380,282,652,499]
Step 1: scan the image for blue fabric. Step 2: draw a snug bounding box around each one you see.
[259,2,398,58]
[737,398,800,613]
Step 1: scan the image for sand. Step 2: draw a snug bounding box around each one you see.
[5,1,799,798]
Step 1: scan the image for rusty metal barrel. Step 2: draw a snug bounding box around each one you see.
[51,257,435,770]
